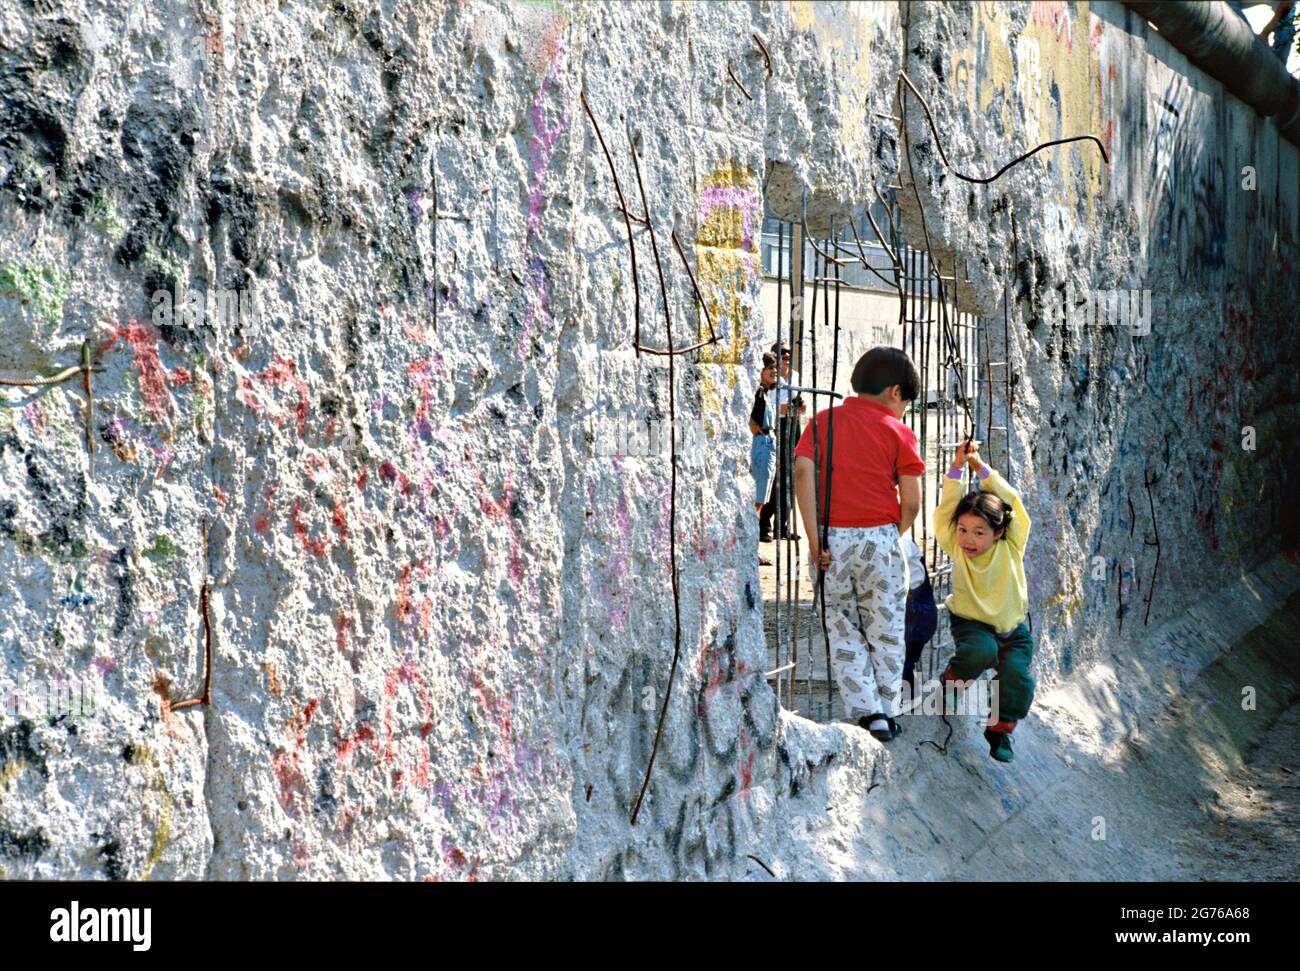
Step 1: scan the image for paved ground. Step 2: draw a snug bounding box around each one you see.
[749,557,1300,881]
[1186,698,1300,880]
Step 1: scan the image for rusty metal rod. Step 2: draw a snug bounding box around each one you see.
[752,34,773,77]
[727,63,753,101]
[898,69,1108,184]
[627,114,686,826]
[670,228,719,346]
[581,90,643,356]
[1142,470,1161,625]
[171,575,213,711]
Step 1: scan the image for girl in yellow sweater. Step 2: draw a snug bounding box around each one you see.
[934,440,1033,763]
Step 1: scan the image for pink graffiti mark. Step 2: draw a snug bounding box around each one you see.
[518,45,570,362]
[103,415,175,478]
[329,659,435,831]
[272,697,320,817]
[235,354,310,436]
[22,399,44,435]
[100,322,176,425]
[430,732,551,855]
[696,186,762,254]
[406,358,435,422]
[1032,0,1074,48]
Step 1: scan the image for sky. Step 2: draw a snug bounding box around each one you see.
[1242,2,1300,76]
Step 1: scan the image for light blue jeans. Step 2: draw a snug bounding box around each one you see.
[750,434,775,505]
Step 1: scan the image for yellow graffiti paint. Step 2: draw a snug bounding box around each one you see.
[132,744,174,881]
[786,2,896,156]
[953,1,1104,220]
[1044,581,1085,620]
[0,761,21,789]
[696,163,760,386]
[790,1,815,32]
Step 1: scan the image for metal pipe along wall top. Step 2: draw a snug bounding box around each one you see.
[1124,0,1300,143]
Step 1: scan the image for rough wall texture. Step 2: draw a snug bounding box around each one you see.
[0,0,1295,881]
[900,0,1299,688]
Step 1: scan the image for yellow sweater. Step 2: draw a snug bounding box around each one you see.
[934,468,1031,633]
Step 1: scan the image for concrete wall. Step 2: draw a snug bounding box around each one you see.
[0,0,1295,881]
[900,0,1299,684]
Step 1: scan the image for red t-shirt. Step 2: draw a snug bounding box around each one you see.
[792,397,926,527]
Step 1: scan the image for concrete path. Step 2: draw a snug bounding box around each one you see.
[744,556,1300,880]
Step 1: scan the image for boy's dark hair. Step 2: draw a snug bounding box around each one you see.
[761,352,777,368]
[850,347,921,400]
[951,491,1014,539]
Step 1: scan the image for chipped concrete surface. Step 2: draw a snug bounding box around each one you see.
[0,1,1296,880]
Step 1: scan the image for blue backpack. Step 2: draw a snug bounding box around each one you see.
[905,562,938,645]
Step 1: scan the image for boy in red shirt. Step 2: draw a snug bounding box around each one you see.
[793,348,925,741]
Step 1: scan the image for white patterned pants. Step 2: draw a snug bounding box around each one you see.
[815,524,908,720]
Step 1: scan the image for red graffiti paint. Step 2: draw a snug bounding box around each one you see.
[397,564,412,623]
[291,498,328,557]
[379,460,411,494]
[271,750,306,815]
[336,722,376,764]
[272,697,320,816]
[407,358,435,421]
[235,354,310,436]
[336,610,354,661]
[738,724,755,790]
[476,468,526,583]
[101,322,176,425]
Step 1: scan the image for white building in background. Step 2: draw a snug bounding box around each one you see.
[756,200,979,410]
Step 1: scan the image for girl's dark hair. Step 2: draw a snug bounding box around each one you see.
[850,347,921,400]
[761,352,777,368]
[951,491,1014,539]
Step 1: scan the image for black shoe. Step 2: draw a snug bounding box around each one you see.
[858,714,900,742]
[759,532,774,543]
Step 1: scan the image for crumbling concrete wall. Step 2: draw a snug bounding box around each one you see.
[0,0,1295,882]
[0,0,900,880]
[899,0,1300,685]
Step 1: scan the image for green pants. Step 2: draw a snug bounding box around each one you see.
[948,613,1035,721]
